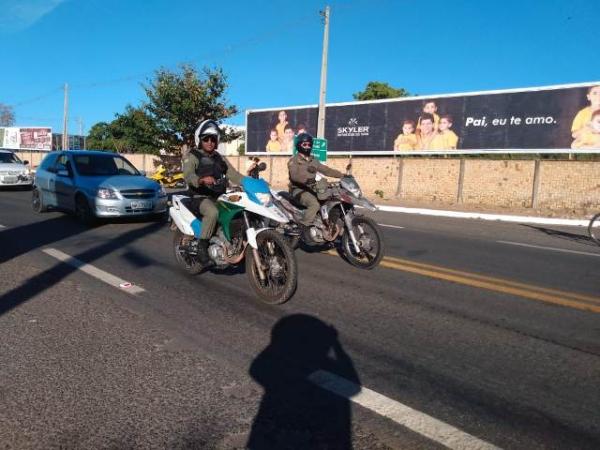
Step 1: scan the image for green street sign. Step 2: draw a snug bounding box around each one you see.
[293,137,328,162]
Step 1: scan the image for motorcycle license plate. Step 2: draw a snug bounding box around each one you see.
[130,200,151,210]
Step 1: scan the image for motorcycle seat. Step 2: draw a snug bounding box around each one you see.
[278,191,306,210]
[180,196,207,218]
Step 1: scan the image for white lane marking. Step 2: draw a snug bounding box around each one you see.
[309,370,499,450]
[379,223,405,230]
[376,205,588,227]
[497,240,600,258]
[0,224,5,228]
[42,248,145,294]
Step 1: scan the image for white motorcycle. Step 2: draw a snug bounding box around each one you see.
[169,176,298,304]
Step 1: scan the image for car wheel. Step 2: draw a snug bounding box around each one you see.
[32,187,47,213]
[75,194,96,225]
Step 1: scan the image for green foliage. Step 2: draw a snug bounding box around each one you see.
[353,82,410,101]
[142,64,238,152]
[0,103,15,126]
[86,122,117,151]
[237,142,246,156]
[374,189,384,199]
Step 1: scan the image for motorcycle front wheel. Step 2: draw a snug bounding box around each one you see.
[340,215,384,270]
[173,229,204,274]
[246,229,298,304]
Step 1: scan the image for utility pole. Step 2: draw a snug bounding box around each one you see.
[317,5,330,139]
[62,83,69,150]
[76,116,84,149]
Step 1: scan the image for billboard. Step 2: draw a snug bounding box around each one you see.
[0,127,52,151]
[246,82,600,155]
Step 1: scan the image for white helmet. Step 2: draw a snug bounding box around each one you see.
[194,119,221,147]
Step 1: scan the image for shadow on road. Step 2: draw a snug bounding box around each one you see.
[522,224,595,246]
[248,314,360,449]
[0,222,163,317]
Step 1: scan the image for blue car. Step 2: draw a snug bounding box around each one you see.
[33,150,168,223]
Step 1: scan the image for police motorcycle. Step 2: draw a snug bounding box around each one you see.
[169,121,297,305]
[271,164,384,270]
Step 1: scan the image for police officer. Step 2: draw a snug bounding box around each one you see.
[183,120,243,265]
[288,133,344,227]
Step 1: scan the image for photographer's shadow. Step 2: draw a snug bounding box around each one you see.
[247,314,360,449]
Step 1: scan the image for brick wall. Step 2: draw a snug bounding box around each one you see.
[17,150,600,213]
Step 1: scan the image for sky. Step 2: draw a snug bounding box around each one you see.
[1,0,599,135]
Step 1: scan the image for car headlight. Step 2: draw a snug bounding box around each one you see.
[97,188,119,199]
[157,186,167,197]
[255,192,272,206]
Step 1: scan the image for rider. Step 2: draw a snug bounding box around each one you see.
[182,119,244,265]
[287,132,345,228]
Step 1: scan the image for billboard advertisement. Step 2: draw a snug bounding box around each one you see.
[0,127,52,151]
[246,82,600,155]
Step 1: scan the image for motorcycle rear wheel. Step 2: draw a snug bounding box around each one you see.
[246,229,298,304]
[173,229,204,274]
[340,215,384,270]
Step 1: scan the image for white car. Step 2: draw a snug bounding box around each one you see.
[0,149,33,188]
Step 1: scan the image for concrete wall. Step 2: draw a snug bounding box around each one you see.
[17,151,600,214]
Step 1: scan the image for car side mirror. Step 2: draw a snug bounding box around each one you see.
[257,162,267,171]
[23,160,29,165]
[57,169,70,177]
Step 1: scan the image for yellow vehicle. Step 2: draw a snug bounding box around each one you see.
[148,164,187,189]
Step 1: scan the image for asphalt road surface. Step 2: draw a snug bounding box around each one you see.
[1,187,599,449]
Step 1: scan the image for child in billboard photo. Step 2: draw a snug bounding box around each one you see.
[265,129,282,152]
[281,125,295,152]
[275,110,289,142]
[296,123,307,135]
[393,120,417,151]
[571,109,600,149]
[430,115,459,150]
[571,85,600,140]
[416,113,437,150]
[416,100,440,135]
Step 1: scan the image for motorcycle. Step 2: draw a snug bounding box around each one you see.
[169,176,298,304]
[149,164,187,189]
[272,167,384,270]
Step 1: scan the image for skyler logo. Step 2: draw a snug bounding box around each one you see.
[337,117,370,137]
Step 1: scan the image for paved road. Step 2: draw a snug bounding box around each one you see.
[1,188,599,449]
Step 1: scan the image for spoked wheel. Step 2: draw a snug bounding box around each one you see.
[246,229,297,304]
[589,213,600,245]
[340,215,384,270]
[172,229,204,274]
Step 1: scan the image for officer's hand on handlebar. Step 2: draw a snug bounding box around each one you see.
[201,176,216,186]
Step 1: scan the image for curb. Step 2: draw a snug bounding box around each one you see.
[375,205,590,227]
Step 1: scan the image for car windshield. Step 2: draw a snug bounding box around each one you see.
[0,152,22,164]
[73,154,139,176]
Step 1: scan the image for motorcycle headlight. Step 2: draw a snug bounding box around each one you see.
[157,186,167,197]
[97,188,119,199]
[255,192,272,206]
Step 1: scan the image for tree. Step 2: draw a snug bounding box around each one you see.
[86,122,116,151]
[0,103,15,126]
[143,64,238,154]
[353,82,410,101]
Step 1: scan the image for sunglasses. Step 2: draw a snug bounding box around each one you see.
[201,135,218,143]
[299,141,312,148]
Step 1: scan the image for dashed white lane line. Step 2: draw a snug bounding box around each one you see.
[497,240,600,258]
[0,224,6,228]
[379,223,405,230]
[308,370,500,450]
[42,248,145,294]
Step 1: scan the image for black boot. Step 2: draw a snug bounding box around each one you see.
[197,239,211,266]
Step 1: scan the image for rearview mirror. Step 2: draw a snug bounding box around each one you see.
[23,160,29,165]
[257,162,267,171]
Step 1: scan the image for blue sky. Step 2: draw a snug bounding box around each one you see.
[2,0,599,135]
